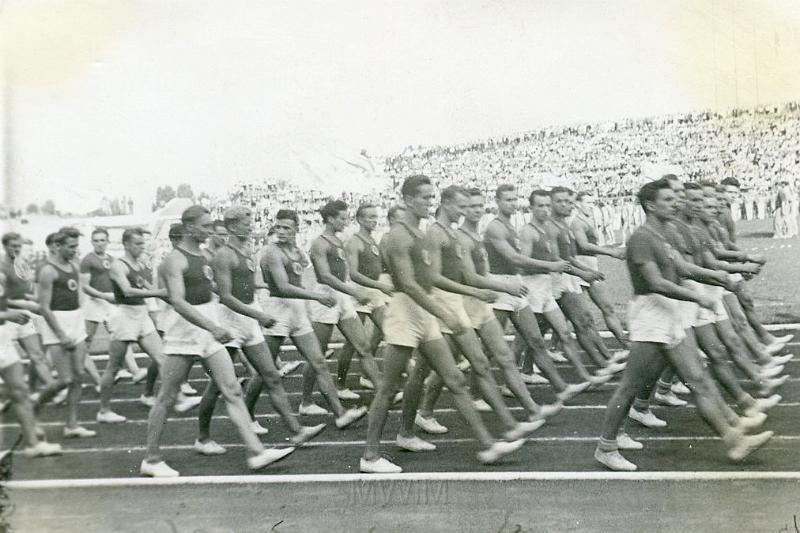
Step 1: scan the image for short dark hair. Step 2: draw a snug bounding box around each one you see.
[528,189,551,205]
[45,232,60,246]
[319,200,348,223]
[550,186,573,197]
[401,175,432,199]
[495,184,515,199]
[440,185,467,203]
[212,219,227,230]
[720,177,740,188]
[168,223,184,243]
[684,182,703,191]
[662,174,679,182]
[91,228,109,239]
[466,187,482,197]
[637,178,672,211]
[54,227,81,245]
[2,232,21,247]
[387,205,405,223]
[355,203,377,221]
[275,209,299,226]
[575,191,594,202]
[696,179,716,189]
[181,205,209,226]
[122,227,145,244]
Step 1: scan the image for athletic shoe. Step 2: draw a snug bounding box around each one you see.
[96,410,127,424]
[94,385,102,394]
[415,414,448,434]
[335,406,368,429]
[671,382,691,395]
[139,395,156,408]
[278,360,302,377]
[29,392,41,404]
[616,433,643,451]
[727,431,773,462]
[337,388,360,401]
[396,434,436,452]
[766,354,794,367]
[324,349,335,358]
[63,426,97,439]
[22,441,63,458]
[765,343,787,356]
[594,448,637,471]
[194,439,227,455]
[530,402,563,421]
[520,373,549,385]
[500,385,514,398]
[456,359,471,372]
[769,334,794,345]
[472,399,492,412]
[744,394,782,417]
[738,411,767,430]
[299,403,330,416]
[359,377,375,389]
[392,392,404,404]
[115,369,133,382]
[628,408,667,428]
[610,350,630,364]
[290,424,326,445]
[556,382,591,402]
[248,447,295,470]
[250,420,269,435]
[759,365,784,379]
[505,419,545,440]
[180,383,198,395]
[360,456,402,473]
[549,351,567,363]
[34,425,46,439]
[598,362,626,376]
[477,439,524,464]
[52,388,68,405]
[588,373,613,386]
[759,375,790,396]
[140,460,179,477]
[174,395,202,413]
[654,391,688,407]
[131,369,148,384]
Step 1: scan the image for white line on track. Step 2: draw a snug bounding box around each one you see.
[8,470,800,489]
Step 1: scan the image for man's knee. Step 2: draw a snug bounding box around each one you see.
[218,379,244,402]
[440,368,467,392]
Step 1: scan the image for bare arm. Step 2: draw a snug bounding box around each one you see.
[428,226,485,298]
[674,255,733,288]
[345,237,391,292]
[458,232,516,293]
[485,222,565,273]
[573,220,624,259]
[309,239,360,297]
[37,266,68,342]
[212,249,271,324]
[261,248,329,302]
[700,249,760,275]
[163,253,221,332]
[109,261,167,299]
[640,261,710,304]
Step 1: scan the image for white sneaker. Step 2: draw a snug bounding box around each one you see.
[132,369,148,384]
[654,391,688,407]
[174,395,202,413]
[396,434,436,452]
[549,351,567,363]
[456,359,471,372]
[63,426,97,439]
[628,408,667,428]
[52,388,68,405]
[359,377,375,389]
[180,383,198,395]
[765,343,786,356]
[415,414,448,434]
[765,354,793,367]
[744,394,782,417]
[617,433,643,450]
[250,420,269,435]
[477,439,525,464]
[140,460,179,477]
[22,441,63,458]
[588,373,613,386]
[769,334,794,345]
[115,369,133,382]
[505,419,545,440]
[531,402,563,421]
[472,399,492,412]
[139,395,156,408]
[759,365,784,379]
[290,424,327,445]
[247,447,295,470]
[671,382,691,395]
[557,382,591,402]
[598,362,626,376]
[610,350,630,363]
[759,375,789,396]
[194,439,227,455]
[360,456,402,473]
[278,360,302,377]
[594,448,637,471]
[337,388,360,401]
[520,373,549,385]
[392,391,404,404]
[299,403,330,416]
[96,410,127,424]
[727,431,773,462]
[29,392,41,404]
[335,406,368,429]
[738,411,767,430]
[93,385,102,394]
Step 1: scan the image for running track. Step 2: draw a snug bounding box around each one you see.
[3,325,799,532]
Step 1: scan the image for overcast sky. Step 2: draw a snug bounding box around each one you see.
[3,0,800,213]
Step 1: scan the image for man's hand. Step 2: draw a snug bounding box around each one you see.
[548,260,570,273]
[697,294,716,311]
[257,312,276,329]
[377,283,394,297]
[317,294,337,308]
[505,279,528,298]
[611,248,626,260]
[5,310,29,325]
[210,326,233,344]
[476,289,498,303]
[748,254,766,265]
[354,289,372,306]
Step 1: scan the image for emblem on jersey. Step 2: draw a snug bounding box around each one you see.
[246,258,256,272]
[370,244,380,257]
[421,249,432,266]
[292,262,303,276]
[202,265,214,281]
[135,276,146,288]
[102,260,111,270]
[337,248,346,260]
[67,279,78,291]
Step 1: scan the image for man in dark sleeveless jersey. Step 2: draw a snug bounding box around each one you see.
[249,209,367,429]
[142,206,295,477]
[303,200,384,413]
[194,207,326,455]
[361,175,524,474]
[37,227,96,439]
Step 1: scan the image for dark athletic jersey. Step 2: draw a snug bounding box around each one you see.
[225,245,256,304]
[80,252,113,293]
[387,221,434,293]
[458,227,488,277]
[112,258,147,306]
[176,248,213,305]
[47,262,81,311]
[484,218,519,275]
[626,225,680,295]
[262,245,305,294]
[352,233,383,281]
[316,235,348,283]
[431,221,465,284]
[0,258,32,300]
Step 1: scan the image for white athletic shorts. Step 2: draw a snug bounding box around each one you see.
[462,294,496,330]
[84,295,114,323]
[307,285,358,325]
[8,310,38,341]
[679,281,700,330]
[488,274,530,313]
[382,292,442,348]
[155,304,177,333]
[219,303,266,349]
[552,273,583,299]
[522,274,559,314]
[0,324,21,370]
[576,255,599,287]
[429,288,472,335]
[161,302,224,358]
[109,305,157,342]
[694,283,729,327]
[145,297,160,313]
[627,294,686,348]
[261,297,314,338]
[39,309,88,346]
[353,274,393,314]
